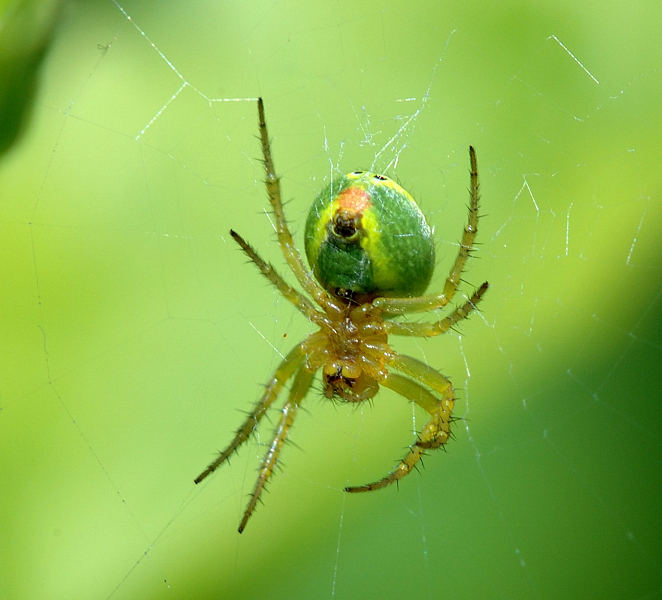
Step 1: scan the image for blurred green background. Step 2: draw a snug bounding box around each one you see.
[1,0,661,598]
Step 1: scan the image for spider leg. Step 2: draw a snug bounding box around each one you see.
[256,98,340,312]
[229,229,325,324]
[386,281,488,337]
[345,354,454,493]
[373,146,481,316]
[194,342,306,485]
[238,364,315,533]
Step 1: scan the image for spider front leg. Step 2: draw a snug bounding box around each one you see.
[238,365,315,533]
[345,354,455,493]
[386,281,488,337]
[194,342,306,485]
[228,229,325,325]
[256,98,337,311]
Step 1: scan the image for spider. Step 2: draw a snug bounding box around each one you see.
[195,98,488,533]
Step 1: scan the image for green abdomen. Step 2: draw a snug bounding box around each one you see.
[304,172,435,299]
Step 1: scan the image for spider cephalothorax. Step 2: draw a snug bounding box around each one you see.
[195,99,488,533]
[304,301,390,402]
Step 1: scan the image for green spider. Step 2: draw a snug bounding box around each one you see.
[195,98,488,533]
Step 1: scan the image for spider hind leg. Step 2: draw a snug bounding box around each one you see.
[345,354,454,493]
[238,365,315,532]
[194,343,306,485]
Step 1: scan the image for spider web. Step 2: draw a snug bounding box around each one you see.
[1,1,661,599]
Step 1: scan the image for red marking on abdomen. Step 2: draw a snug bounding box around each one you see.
[337,187,371,216]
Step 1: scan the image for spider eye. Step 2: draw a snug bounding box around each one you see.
[372,174,387,181]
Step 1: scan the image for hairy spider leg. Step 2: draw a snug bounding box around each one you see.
[194,343,307,485]
[229,229,326,325]
[374,146,482,315]
[238,365,315,532]
[256,98,339,312]
[345,354,455,493]
[385,281,488,337]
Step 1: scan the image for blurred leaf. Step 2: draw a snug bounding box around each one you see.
[0,0,63,156]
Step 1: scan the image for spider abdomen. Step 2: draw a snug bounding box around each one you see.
[304,172,435,301]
